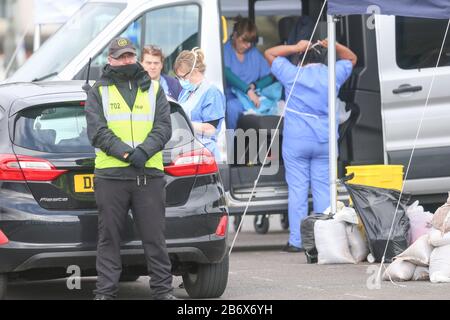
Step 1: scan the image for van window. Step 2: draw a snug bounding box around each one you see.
[396,17,450,69]
[143,5,200,75]
[89,4,200,78]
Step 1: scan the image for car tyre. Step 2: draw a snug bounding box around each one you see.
[182,254,229,298]
[0,274,7,300]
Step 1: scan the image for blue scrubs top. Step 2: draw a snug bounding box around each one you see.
[159,76,169,96]
[178,83,225,158]
[271,57,353,143]
[223,40,271,98]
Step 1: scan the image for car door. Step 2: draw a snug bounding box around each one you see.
[376,15,450,195]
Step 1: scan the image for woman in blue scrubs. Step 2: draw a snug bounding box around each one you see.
[174,48,225,159]
[224,17,273,129]
[265,39,357,252]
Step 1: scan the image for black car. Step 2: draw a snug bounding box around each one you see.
[0,81,229,299]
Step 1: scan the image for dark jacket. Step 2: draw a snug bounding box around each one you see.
[85,63,172,180]
[161,74,182,100]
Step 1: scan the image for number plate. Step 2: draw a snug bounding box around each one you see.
[74,174,94,193]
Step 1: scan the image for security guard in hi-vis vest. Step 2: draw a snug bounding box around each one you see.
[85,37,177,300]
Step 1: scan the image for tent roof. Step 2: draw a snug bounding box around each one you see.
[328,0,450,19]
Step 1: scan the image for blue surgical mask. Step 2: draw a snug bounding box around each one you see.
[179,79,197,92]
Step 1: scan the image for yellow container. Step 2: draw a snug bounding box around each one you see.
[345,165,404,191]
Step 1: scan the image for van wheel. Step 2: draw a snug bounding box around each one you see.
[0,274,7,300]
[254,215,269,234]
[280,214,289,230]
[182,255,229,299]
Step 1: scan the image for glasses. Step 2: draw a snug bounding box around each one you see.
[176,69,194,81]
[112,52,136,61]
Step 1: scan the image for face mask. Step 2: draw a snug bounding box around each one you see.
[179,79,197,92]
[110,63,140,78]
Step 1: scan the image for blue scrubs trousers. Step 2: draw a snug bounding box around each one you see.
[225,96,245,130]
[282,137,330,248]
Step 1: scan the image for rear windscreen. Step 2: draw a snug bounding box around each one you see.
[13,103,194,153]
[13,104,93,153]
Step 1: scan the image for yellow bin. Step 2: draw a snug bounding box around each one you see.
[345,165,404,191]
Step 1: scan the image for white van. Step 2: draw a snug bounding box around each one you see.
[8,0,450,222]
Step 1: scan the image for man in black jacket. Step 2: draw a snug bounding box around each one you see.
[85,37,177,300]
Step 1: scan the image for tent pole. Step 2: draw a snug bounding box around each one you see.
[327,14,337,214]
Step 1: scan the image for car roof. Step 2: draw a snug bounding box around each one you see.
[0,81,87,115]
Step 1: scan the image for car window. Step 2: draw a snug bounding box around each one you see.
[13,103,193,153]
[85,4,200,80]
[396,16,450,69]
[14,104,93,153]
[166,104,195,149]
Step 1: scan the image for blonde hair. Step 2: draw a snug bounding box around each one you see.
[174,47,206,74]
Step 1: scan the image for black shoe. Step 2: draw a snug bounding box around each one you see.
[151,292,181,300]
[93,294,114,300]
[282,243,303,253]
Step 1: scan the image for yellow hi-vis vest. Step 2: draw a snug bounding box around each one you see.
[95,82,163,171]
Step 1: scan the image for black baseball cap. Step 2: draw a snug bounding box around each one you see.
[108,37,137,59]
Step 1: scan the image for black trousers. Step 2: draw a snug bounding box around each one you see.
[93,177,172,298]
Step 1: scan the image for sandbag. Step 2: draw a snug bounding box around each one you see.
[335,206,359,225]
[428,228,450,247]
[431,192,450,233]
[429,244,450,283]
[412,266,429,281]
[346,223,369,263]
[382,258,415,281]
[395,234,433,266]
[406,200,433,244]
[300,214,334,263]
[315,219,355,264]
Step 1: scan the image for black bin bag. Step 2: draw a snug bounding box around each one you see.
[344,183,411,263]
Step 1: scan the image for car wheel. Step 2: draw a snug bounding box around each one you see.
[182,254,229,299]
[119,274,140,282]
[280,213,289,230]
[0,274,7,300]
[254,214,269,234]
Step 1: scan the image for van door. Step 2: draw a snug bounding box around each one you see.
[376,15,450,195]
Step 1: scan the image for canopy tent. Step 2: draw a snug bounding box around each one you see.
[328,0,450,19]
[325,0,450,214]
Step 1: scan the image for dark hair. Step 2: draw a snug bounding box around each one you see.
[232,15,257,43]
[297,46,328,66]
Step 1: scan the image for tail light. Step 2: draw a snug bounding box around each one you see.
[164,149,218,177]
[0,154,67,181]
[215,215,228,237]
[0,230,8,245]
